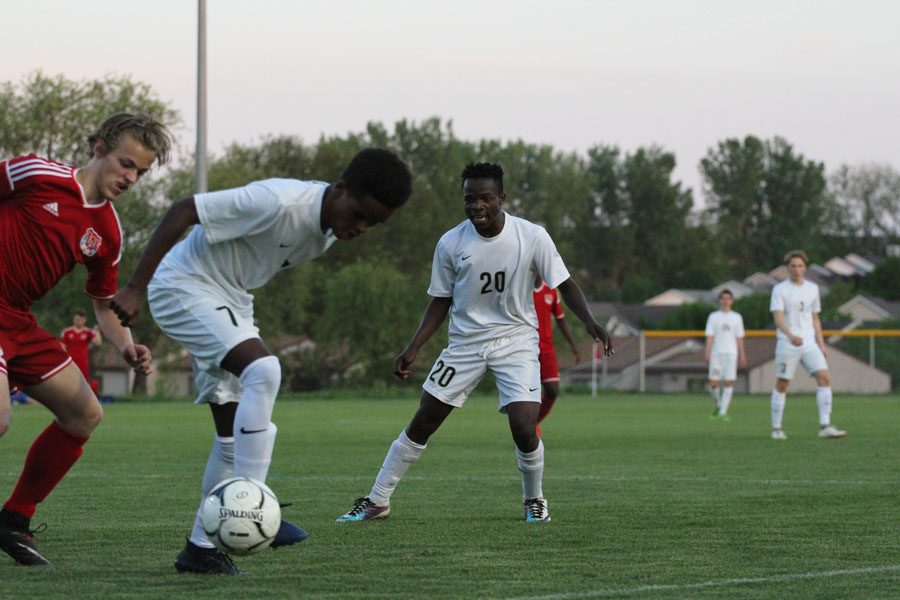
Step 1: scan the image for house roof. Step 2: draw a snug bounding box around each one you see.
[591,302,680,331]
[743,272,778,292]
[644,289,715,306]
[844,253,876,273]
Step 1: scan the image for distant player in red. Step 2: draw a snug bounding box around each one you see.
[533,277,581,436]
[0,113,171,566]
[60,310,103,395]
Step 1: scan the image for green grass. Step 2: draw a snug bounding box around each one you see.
[0,392,897,599]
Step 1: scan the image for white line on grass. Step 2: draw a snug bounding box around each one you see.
[501,564,900,600]
[48,472,897,486]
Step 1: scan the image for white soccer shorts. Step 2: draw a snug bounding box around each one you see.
[423,330,541,413]
[148,283,259,405]
[708,352,738,382]
[774,341,828,381]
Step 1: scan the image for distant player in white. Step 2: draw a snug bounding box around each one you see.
[336,162,613,524]
[110,149,413,574]
[704,289,746,420]
[769,250,846,441]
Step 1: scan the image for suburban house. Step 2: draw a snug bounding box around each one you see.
[563,336,891,394]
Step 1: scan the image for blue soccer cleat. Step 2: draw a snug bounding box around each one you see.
[524,497,551,523]
[270,519,308,548]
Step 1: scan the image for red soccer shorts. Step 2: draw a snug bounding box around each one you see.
[0,302,72,390]
[538,346,560,383]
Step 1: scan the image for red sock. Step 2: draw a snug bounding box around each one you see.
[4,422,88,518]
[537,396,556,424]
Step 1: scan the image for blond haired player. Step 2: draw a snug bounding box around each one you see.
[769,250,846,441]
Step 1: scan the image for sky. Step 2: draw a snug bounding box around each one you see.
[4,0,899,199]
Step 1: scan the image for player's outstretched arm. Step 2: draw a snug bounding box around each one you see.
[556,277,613,356]
[92,298,152,375]
[111,197,199,326]
[394,296,452,379]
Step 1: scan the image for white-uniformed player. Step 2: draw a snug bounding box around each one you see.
[704,289,746,420]
[769,250,846,441]
[336,162,613,524]
[110,149,413,574]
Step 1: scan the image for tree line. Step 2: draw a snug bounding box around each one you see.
[4,72,899,387]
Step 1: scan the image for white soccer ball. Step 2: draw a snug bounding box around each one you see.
[201,476,281,556]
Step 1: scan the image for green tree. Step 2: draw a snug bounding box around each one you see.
[585,145,698,299]
[732,293,773,330]
[649,302,714,330]
[860,257,900,301]
[0,71,178,165]
[314,261,429,384]
[701,136,834,274]
[830,164,900,254]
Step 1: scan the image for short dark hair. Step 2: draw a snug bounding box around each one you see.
[87,112,173,166]
[461,162,504,192]
[718,289,733,299]
[341,148,412,209]
[74,309,87,317]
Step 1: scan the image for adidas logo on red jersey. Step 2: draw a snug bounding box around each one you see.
[42,202,59,217]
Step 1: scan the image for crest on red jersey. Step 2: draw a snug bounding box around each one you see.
[80,227,102,257]
[543,293,554,305]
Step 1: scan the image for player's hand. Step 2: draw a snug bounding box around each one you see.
[586,322,614,357]
[394,347,418,380]
[110,285,143,327]
[790,334,803,347]
[122,344,153,375]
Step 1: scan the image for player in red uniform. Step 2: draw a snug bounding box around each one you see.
[533,277,581,436]
[60,310,103,394]
[0,113,171,566]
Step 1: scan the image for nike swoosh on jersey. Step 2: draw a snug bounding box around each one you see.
[461,255,472,261]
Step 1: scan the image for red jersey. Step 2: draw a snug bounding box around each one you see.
[533,282,564,351]
[0,154,123,308]
[60,326,97,378]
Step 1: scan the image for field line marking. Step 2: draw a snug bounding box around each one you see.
[45,472,897,486]
[501,564,900,600]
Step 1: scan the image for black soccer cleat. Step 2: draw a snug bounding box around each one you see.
[174,538,243,575]
[0,509,51,566]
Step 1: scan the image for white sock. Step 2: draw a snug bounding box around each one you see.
[189,435,234,548]
[234,356,281,481]
[720,387,734,415]
[816,387,833,426]
[369,430,425,505]
[709,385,721,410]
[771,390,786,430]
[516,439,545,500]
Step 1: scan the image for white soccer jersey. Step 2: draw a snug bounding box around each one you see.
[770,279,821,345]
[428,213,570,345]
[152,179,336,303]
[704,310,745,355]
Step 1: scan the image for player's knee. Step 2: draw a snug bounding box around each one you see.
[816,371,831,387]
[66,400,103,436]
[512,428,539,452]
[775,379,790,393]
[240,356,281,399]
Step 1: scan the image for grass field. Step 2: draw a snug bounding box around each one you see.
[0,391,897,599]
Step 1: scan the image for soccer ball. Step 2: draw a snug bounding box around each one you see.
[201,476,281,555]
